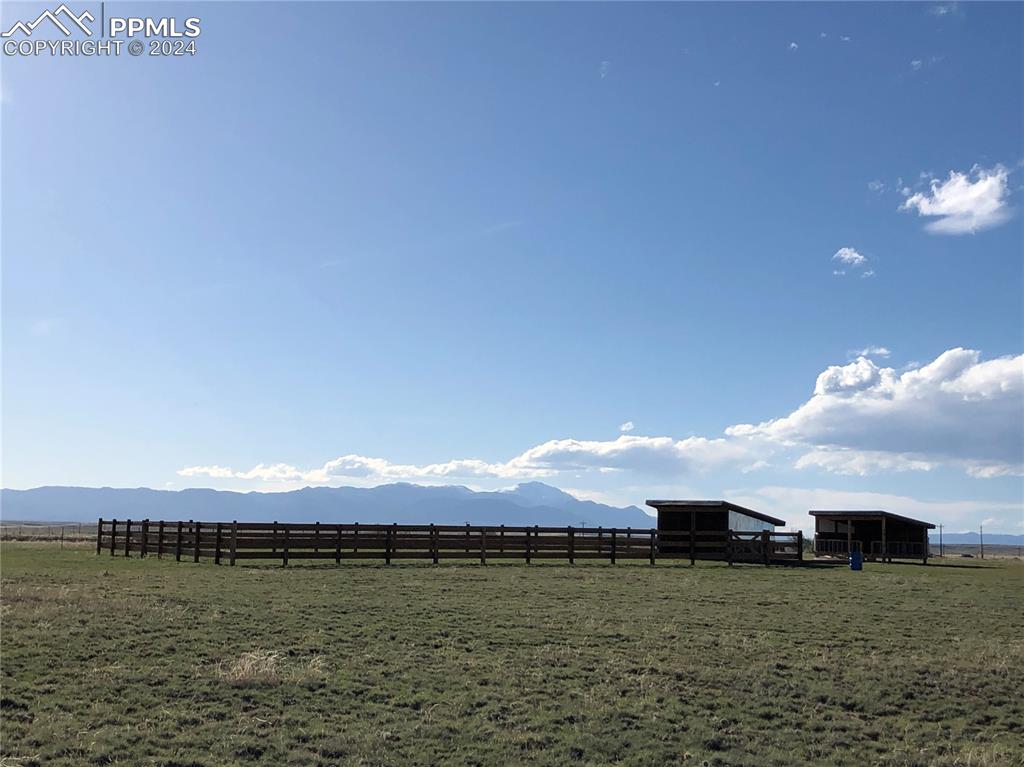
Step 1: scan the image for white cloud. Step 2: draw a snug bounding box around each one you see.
[179,465,236,479]
[789,42,798,51]
[901,165,1012,234]
[179,435,771,488]
[794,449,935,476]
[911,59,923,71]
[849,346,891,359]
[840,36,851,42]
[728,349,1024,478]
[861,269,875,279]
[599,61,611,79]
[180,348,1023,490]
[619,421,635,433]
[867,180,886,193]
[929,2,959,16]
[728,485,1019,534]
[833,247,867,267]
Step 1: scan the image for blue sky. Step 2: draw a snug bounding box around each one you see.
[2,1,1022,532]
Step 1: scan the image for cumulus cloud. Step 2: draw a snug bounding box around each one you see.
[832,247,874,278]
[833,247,867,267]
[179,435,770,487]
[180,348,1022,489]
[728,349,1024,477]
[619,421,635,433]
[901,165,1012,234]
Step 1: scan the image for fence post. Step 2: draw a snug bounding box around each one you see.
[60,526,65,551]
[762,529,770,566]
[386,525,393,566]
[649,529,656,566]
[727,532,734,566]
[230,521,238,566]
[465,523,470,554]
[598,526,603,557]
[110,519,117,556]
[480,528,486,565]
[568,527,575,565]
[525,526,532,564]
[96,518,103,555]
[193,522,201,563]
[314,521,320,553]
[214,522,223,565]
[499,525,505,553]
[283,527,290,566]
[175,521,183,561]
[797,530,804,562]
[157,521,165,559]
[125,519,132,558]
[272,521,278,555]
[335,525,342,565]
[611,529,617,565]
[431,524,438,565]
[141,520,149,558]
[353,522,359,553]
[689,512,695,566]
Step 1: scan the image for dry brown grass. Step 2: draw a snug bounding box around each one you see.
[216,649,326,687]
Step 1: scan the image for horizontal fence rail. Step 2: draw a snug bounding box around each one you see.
[815,537,927,561]
[95,519,803,567]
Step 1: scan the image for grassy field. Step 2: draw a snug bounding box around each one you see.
[1,543,1022,767]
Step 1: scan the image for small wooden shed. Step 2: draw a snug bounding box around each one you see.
[645,500,790,562]
[810,510,934,564]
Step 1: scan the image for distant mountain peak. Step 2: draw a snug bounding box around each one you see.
[502,481,578,506]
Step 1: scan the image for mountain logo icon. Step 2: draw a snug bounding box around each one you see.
[2,4,94,37]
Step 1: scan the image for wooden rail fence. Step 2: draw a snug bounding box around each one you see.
[95,519,802,566]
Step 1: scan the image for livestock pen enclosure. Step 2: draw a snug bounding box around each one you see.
[1,542,1022,766]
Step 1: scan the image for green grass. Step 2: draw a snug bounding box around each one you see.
[2,543,1022,767]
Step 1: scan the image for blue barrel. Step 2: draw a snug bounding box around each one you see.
[850,550,863,571]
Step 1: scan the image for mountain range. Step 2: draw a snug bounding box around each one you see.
[0,482,656,528]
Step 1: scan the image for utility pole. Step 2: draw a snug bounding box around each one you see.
[980,525,984,560]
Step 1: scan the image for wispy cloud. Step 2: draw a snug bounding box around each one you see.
[901,165,1012,234]
[789,42,799,51]
[929,2,960,16]
[619,421,635,433]
[867,180,886,194]
[849,346,891,359]
[599,60,611,79]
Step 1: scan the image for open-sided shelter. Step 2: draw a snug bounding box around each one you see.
[810,510,934,564]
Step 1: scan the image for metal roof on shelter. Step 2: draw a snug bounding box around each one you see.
[645,500,786,527]
[809,510,936,529]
